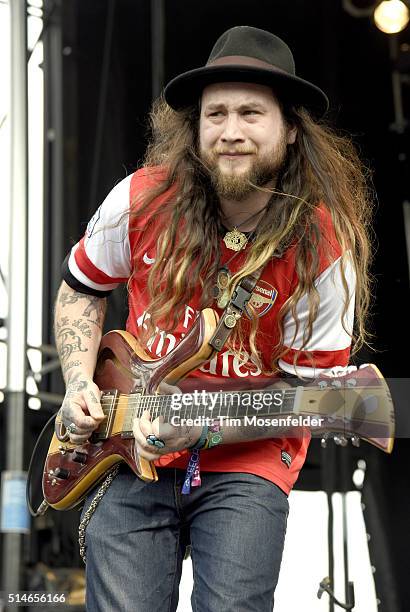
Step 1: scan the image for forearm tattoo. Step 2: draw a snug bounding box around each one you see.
[55,291,106,373]
[59,291,81,307]
[66,373,88,394]
[61,372,89,414]
[62,360,82,376]
[72,318,92,338]
[59,291,106,327]
[81,296,106,326]
[55,316,88,364]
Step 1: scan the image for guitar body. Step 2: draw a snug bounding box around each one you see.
[43,308,219,510]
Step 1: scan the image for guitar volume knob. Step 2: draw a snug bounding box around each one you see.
[72,450,88,464]
[54,467,70,479]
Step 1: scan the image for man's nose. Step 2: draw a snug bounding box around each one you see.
[221,113,244,143]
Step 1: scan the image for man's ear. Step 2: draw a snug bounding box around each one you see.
[287,126,297,145]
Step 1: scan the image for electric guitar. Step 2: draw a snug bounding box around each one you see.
[43,308,395,510]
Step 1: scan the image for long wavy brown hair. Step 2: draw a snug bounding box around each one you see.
[128,95,375,375]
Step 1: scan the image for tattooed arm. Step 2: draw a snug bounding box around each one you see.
[54,280,107,443]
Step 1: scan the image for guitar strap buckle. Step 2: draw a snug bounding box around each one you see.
[209,269,263,352]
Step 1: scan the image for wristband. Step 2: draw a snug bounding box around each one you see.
[203,420,223,449]
[188,425,209,450]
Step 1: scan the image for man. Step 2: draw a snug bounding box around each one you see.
[55,26,372,611]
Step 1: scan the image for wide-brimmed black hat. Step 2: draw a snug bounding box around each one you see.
[164,26,329,116]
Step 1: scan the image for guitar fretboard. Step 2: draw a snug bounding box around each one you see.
[97,388,302,437]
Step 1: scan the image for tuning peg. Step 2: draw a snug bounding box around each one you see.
[351,435,361,447]
[333,435,348,447]
[321,433,329,448]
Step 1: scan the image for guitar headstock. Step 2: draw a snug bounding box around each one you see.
[301,364,395,453]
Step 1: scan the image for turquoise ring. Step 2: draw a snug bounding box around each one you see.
[146,434,166,449]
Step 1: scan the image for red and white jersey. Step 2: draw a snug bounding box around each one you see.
[63,168,356,495]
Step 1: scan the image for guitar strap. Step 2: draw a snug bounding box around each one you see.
[209,268,263,352]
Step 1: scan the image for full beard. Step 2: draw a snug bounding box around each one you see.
[200,137,288,201]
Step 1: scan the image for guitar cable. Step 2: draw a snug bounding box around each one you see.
[26,413,57,517]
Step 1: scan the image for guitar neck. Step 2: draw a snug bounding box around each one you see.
[103,384,366,441]
[90,373,394,454]
[91,329,394,453]
[93,374,391,447]
[140,388,298,419]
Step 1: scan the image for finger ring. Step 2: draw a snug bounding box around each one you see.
[146,434,165,449]
[66,422,77,435]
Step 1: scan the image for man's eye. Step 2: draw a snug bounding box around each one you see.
[243,110,259,116]
[209,111,223,117]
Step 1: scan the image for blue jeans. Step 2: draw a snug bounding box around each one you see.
[82,465,289,612]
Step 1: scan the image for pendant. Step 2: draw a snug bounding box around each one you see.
[223,228,248,251]
[213,267,231,309]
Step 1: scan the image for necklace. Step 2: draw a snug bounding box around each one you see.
[223,228,248,251]
[221,204,268,252]
[214,203,270,307]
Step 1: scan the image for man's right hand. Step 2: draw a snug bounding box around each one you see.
[60,376,105,444]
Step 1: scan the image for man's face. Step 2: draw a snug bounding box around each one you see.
[199,82,296,200]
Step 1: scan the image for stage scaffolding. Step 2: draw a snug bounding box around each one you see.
[1,0,167,601]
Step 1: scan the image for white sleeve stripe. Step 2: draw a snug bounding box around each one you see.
[283,253,355,351]
[82,174,132,280]
[68,245,120,291]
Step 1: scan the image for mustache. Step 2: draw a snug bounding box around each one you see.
[212,147,258,155]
